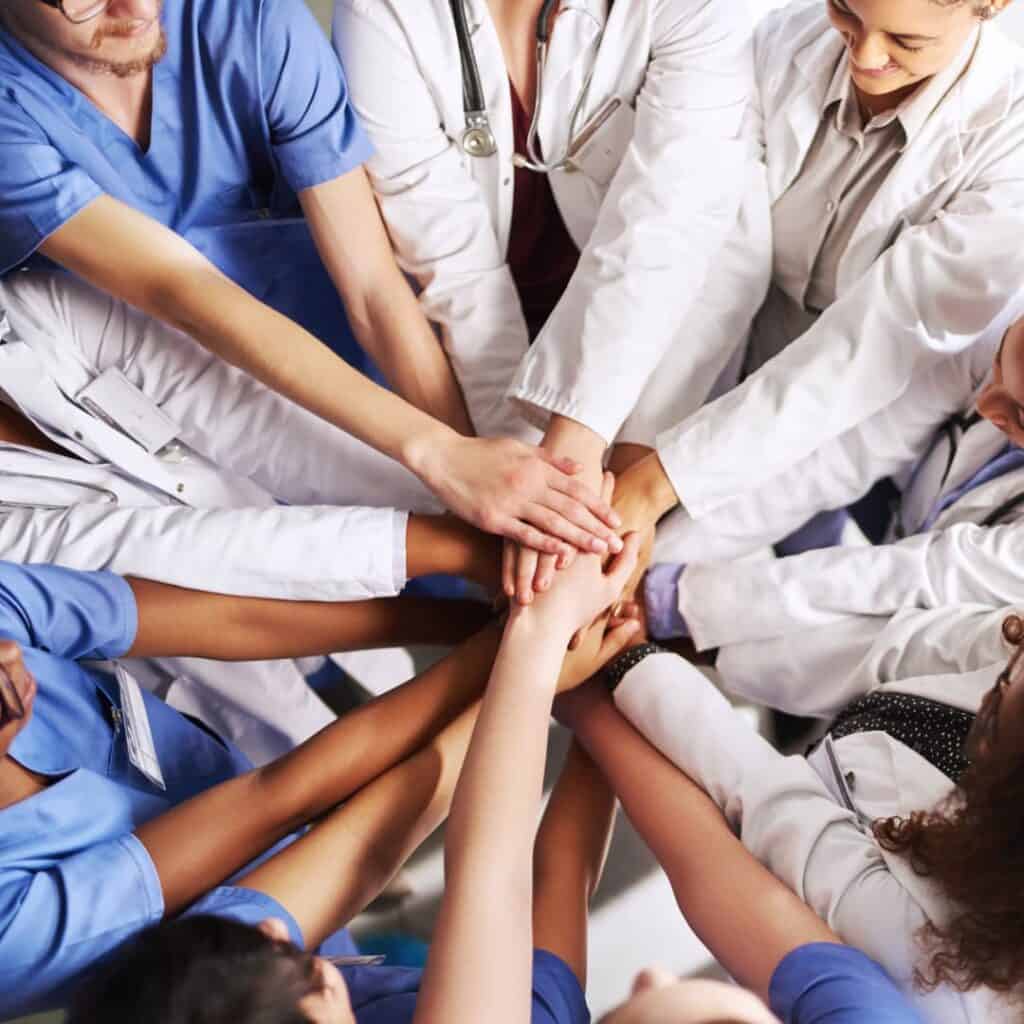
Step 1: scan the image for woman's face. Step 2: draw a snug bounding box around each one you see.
[977,318,1024,447]
[598,967,780,1024]
[966,617,1024,765]
[825,0,989,107]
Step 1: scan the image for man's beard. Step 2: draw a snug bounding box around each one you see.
[68,24,168,78]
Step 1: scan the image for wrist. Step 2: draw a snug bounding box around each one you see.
[402,421,460,486]
[619,453,678,525]
[506,603,576,651]
[543,416,607,474]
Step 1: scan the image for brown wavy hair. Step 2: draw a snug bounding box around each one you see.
[873,614,1024,1002]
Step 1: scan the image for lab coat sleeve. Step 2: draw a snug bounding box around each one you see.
[0,504,407,602]
[657,125,1024,518]
[654,348,985,565]
[612,654,933,988]
[509,0,758,444]
[681,520,1024,652]
[0,561,136,660]
[715,606,1008,718]
[332,0,530,441]
[0,834,163,1017]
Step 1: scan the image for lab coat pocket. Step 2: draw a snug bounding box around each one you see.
[569,98,636,188]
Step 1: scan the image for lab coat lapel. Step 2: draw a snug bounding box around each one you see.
[536,0,605,162]
[765,29,840,201]
[838,25,1016,291]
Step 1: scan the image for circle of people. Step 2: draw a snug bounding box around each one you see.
[0,0,1020,1021]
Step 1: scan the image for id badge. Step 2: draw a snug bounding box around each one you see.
[116,664,167,791]
[77,368,180,454]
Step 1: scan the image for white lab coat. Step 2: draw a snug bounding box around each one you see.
[333,0,770,445]
[614,649,1017,1024]
[655,0,1024,519]
[0,271,438,762]
[653,329,1024,709]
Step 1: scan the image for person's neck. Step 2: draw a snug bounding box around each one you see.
[487,0,550,110]
[854,78,923,119]
[0,13,152,147]
[0,756,49,812]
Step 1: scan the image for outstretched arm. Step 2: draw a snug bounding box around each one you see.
[562,686,835,1002]
[126,577,490,661]
[414,486,640,1024]
[136,622,502,915]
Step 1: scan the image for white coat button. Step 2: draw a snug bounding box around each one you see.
[176,483,185,494]
[503,177,511,186]
[74,431,83,441]
[826,200,837,213]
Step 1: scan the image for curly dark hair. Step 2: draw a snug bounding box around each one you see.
[873,743,1024,1000]
[68,915,325,1024]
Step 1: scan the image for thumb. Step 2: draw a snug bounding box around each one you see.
[603,531,641,592]
[598,618,642,664]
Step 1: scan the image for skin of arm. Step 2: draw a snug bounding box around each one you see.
[531,740,617,985]
[38,196,622,556]
[563,686,839,1004]
[125,578,492,661]
[299,171,474,435]
[414,521,640,1024]
[134,622,502,915]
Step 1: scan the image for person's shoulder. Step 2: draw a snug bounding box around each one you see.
[755,0,829,53]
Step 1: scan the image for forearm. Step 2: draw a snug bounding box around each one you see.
[571,695,836,1002]
[237,706,479,947]
[532,740,616,984]
[355,288,474,435]
[127,578,490,659]
[137,622,501,913]
[406,515,501,588]
[416,611,569,1024]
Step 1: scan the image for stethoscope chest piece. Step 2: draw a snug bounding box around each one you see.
[462,115,498,159]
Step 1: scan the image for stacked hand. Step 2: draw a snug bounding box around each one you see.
[417,433,623,561]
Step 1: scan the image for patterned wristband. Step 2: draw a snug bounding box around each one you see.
[603,642,667,694]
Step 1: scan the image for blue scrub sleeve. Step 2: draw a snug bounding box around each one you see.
[643,563,689,640]
[0,94,102,274]
[769,943,926,1023]
[259,0,374,193]
[0,833,162,1017]
[531,949,590,1024]
[0,562,137,660]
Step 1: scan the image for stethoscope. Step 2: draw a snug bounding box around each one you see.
[449,0,619,172]
[0,469,118,513]
[894,411,1024,536]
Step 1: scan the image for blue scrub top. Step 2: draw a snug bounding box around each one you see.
[770,943,926,1023]
[0,561,347,1018]
[341,950,590,1024]
[0,0,374,365]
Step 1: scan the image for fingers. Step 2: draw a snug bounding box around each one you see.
[502,519,574,560]
[597,618,642,663]
[502,541,516,599]
[600,470,615,505]
[533,551,559,594]
[551,472,622,531]
[603,531,642,594]
[515,547,540,605]
[522,502,612,555]
[0,641,31,725]
[541,491,624,554]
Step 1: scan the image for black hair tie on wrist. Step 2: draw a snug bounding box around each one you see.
[603,642,667,694]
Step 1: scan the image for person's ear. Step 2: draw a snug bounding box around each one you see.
[257,918,292,943]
